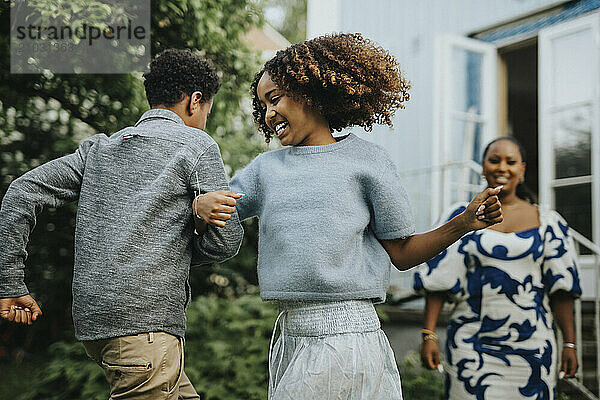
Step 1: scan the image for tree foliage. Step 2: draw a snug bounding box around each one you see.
[260,0,307,44]
[17,341,109,400]
[184,295,277,400]
[397,352,445,399]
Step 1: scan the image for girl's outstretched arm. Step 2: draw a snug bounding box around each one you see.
[380,186,503,271]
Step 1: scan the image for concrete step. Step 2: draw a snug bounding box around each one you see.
[558,379,598,399]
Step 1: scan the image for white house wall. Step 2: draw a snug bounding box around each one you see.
[307,0,566,231]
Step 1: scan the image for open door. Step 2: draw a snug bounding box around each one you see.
[432,35,497,220]
[539,11,600,392]
[539,12,600,276]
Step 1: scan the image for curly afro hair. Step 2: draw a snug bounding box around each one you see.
[251,33,410,142]
[143,49,220,108]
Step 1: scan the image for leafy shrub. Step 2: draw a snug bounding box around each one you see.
[184,294,278,400]
[18,341,108,400]
[398,352,445,399]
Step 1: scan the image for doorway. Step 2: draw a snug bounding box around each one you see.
[499,41,539,201]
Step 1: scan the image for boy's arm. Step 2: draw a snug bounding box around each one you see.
[0,135,101,321]
[191,144,244,263]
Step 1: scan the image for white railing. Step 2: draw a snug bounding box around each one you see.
[399,159,483,227]
[570,230,600,399]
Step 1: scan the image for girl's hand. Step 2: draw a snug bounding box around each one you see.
[0,295,42,325]
[560,347,578,378]
[460,186,503,231]
[421,339,440,370]
[193,190,242,228]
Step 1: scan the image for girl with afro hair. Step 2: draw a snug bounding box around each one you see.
[194,33,503,399]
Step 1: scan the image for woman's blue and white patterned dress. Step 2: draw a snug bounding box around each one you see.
[413,204,582,400]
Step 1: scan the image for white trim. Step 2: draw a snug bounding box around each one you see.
[431,34,497,221]
[467,1,571,37]
[431,36,444,221]
[539,13,600,392]
[551,175,593,188]
[539,12,600,234]
[538,28,552,208]
[573,229,600,256]
[492,32,539,49]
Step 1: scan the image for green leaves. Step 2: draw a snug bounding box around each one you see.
[18,341,109,400]
[0,0,268,352]
[397,352,445,399]
[1,1,272,396]
[184,295,277,400]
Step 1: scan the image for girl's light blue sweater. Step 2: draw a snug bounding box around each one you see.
[230,133,415,303]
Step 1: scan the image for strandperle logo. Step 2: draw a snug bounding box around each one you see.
[10,0,150,74]
[14,20,147,46]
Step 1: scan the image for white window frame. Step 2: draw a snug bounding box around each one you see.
[538,12,600,261]
[539,12,600,391]
[432,35,497,220]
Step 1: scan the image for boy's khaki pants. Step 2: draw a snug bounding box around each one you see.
[83,332,200,400]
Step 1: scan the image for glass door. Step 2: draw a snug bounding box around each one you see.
[539,13,600,392]
[539,12,599,259]
[432,35,497,220]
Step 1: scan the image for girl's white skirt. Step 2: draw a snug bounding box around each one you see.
[268,300,403,400]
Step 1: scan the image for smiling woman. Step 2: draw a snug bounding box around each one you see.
[415,136,581,400]
[482,136,536,206]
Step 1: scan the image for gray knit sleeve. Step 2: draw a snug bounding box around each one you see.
[0,134,105,297]
[229,155,261,221]
[191,143,244,263]
[367,151,416,240]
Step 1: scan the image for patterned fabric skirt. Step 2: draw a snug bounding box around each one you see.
[268,300,403,400]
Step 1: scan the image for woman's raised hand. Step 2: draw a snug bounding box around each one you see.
[461,186,504,231]
[193,190,242,228]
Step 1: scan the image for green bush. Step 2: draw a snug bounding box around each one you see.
[398,352,445,399]
[184,294,278,400]
[18,341,108,400]
[15,318,578,400]
[16,296,463,400]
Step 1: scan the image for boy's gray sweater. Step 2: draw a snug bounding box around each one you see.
[0,109,243,340]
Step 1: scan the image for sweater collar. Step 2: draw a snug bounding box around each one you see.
[288,133,357,155]
[135,109,185,126]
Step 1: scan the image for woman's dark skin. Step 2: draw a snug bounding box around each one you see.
[421,139,578,379]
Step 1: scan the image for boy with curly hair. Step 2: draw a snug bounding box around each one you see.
[195,33,503,399]
[0,49,243,399]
